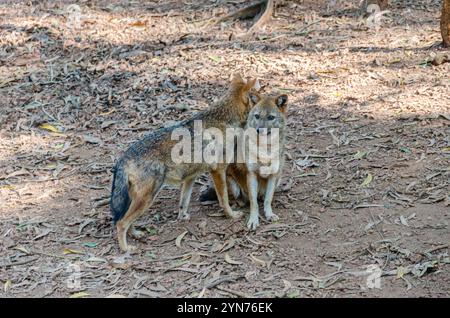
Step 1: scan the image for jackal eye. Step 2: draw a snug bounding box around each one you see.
[267,115,275,120]
[254,114,260,119]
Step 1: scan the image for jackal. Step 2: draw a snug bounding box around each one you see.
[110,75,258,252]
[200,93,288,230]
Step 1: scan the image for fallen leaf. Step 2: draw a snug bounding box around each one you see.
[224,253,243,265]
[83,135,102,144]
[245,271,257,281]
[0,185,15,190]
[3,168,30,180]
[360,173,373,187]
[145,251,156,260]
[110,255,131,269]
[39,123,62,133]
[130,20,147,27]
[399,147,411,154]
[353,151,367,160]
[287,290,300,298]
[249,253,266,266]
[4,280,11,292]
[86,257,107,263]
[396,266,406,279]
[70,292,90,298]
[83,242,99,248]
[365,219,381,231]
[63,248,84,255]
[342,116,359,122]
[52,162,65,178]
[399,215,409,227]
[14,246,30,254]
[101,120,117,129]
[100,109,115,116]
[387,58,401,64]
[175,230,188,247]
[218,239,236,253]
[208,55,221,63]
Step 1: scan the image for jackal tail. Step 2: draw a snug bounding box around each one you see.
[110,161,131,223]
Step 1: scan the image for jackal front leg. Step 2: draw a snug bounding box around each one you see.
[211,169,243,219]
[246,171,260,230]
[178,177,195,220]
[263,175,279,222]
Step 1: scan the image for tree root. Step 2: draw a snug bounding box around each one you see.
[212,0,276,38]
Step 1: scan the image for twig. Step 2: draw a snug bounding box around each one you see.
[424,244,449,254]
[30,249,65,259]
[216,286,251,298]
[93,198,110,208]
[204,274,244,289]
[353,204,384,209]
[0,257,39,268]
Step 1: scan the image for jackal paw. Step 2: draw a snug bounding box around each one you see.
[247,213,260,230]
[178,211,191,221]
[120,244,138,254]
[129,228,146,240]
[236,197,248,208]
[228,210,243,219]
[265,211,279,222]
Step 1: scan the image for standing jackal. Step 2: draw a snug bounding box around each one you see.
[200,92,288,230]
[110,75,257,252]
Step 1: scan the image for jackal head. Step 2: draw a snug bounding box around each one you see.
[246,93,288,135]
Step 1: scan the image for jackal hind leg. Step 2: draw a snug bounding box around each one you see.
[116,177,163,253]
[211,169,243,219]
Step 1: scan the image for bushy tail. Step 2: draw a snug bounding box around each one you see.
[199,185,218,202]
[110,160,131,223]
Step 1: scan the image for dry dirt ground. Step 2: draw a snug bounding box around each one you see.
[0,0,449,298]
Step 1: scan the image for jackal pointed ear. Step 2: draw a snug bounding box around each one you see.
[275,94,288,112]
[243,78,257,91]
[231,73,245,85]
[248,91,261,105]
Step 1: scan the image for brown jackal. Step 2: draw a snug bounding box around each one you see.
[110,75,258,252]
[200,93,288,230]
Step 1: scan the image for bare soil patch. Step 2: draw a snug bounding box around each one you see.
[0,0,449,297]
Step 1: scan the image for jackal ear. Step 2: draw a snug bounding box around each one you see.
[243,78,256,91]
[231,73,245,84]
[275,94,288,112]
[248,91,261,105]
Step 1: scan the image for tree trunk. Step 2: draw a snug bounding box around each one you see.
[361,0,389,13]
[375,0,389,10]
[442,0,450,47]
[214,0,275,38]
[246,0,275,35]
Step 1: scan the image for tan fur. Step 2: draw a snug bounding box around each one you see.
[112,74,258,252]
[226,93,288,230]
